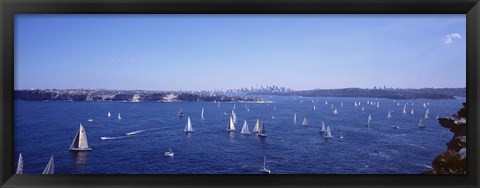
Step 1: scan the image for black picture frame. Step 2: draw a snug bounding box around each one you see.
[1,0,479,187]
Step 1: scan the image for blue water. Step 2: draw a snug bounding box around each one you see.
[14,96,464,174]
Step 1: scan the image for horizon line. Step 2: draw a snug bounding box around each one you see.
[14,86,467,91]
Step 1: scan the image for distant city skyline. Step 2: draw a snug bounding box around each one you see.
[15,14,466,91]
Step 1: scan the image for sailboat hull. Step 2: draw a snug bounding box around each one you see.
[260,168,271,174]
[69,148,92,151]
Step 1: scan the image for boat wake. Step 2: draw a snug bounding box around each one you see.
[100,136,128,140]
[125,128,163,136]
[125,130,146,136]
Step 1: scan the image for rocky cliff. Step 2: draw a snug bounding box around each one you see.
[424,103,467,174]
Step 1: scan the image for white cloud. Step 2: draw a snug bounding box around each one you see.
[443,33,462,44]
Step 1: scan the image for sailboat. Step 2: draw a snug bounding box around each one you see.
[387,111,392,119]
[436,115,439,120]
[402,107,407,115]
[397,102,400,106]
[117,113,122,120]
[339,130,344,140]
[233,104,236,110]
[367,115,372,127]
[260,156,271,174]
[201,108,205,119]
[376,102,380,108]
[418,118,425,128]
[362,106,365,112]
[87,114,93,122]
[324,126,333,139]
[333,108,338,115]
[16,153,23,174]
[424,112,429,119]
[184,116,194,133]
[330,104,334,109]
[253,119,261,133]
[325,101,328,105]
[341,102,344,107]
[319,121,326,133]
[231,110,237,123]
[302,117,308,126]
[258,123,267,137]
[411,109,414,115]
[293,113,297,124]
[313,105,316,111]
[107,112,111,118]
[354,101,358,107]
[227,116,236,132]
[426,108,429,114]
[69,124,92,151]
[423,102,427,108]
[164,148,174,157]
[42,155,54,174]
[241,120,251,135]
[178,107,184,117]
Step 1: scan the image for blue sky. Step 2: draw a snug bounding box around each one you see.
[15,14,466,91]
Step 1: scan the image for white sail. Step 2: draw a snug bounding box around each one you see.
[354,101,358,107]
[426,108,429,114]
[107,112,111,118]
[324,126,333,138]
[313,105,316,110]
[201,108,205,119]
[241,120,251,135]
[331,104,334,109]
[16,153,23,174]
[231,110,237,123]
[402,107,407,115]
[233,104,236,109]
[184,116,194,133]
[253,119,261,133]
[436,115,439,120]
[42,155,54,174]
[117,113,122,120]
[423,102,427,108]
[333,108,338,115]
[376,102,380,108]
[259,123,267,137]
[387,111,392,119]
[367,115,372,127]
[424,112,429,119]
[320,121,326,132]
[227,116,236,131]
[362,106,365,112]
[302,117,308,126]
[411,109,414,115]
[293,113,297,124]
[325,101,328,105]
[418,118,425,128]
[397,102,400,106]
[69,124,92,151]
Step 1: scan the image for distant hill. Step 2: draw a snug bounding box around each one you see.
[14,89,264,102]
[248,88,466,100]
